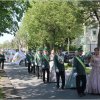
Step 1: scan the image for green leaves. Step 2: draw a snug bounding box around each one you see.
[0,0,30,36]
[16,0,83,50]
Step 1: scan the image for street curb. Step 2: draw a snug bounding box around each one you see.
[0,69,21,99]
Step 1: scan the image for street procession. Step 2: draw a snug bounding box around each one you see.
[0,0,100,99]
[0,46,100,98]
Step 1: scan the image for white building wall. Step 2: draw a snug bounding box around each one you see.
[83,25,98,53]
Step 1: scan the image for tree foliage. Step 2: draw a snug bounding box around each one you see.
[0,0,30,36]
[17,0,83,50]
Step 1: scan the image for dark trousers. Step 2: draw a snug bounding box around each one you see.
[36,66,42,78]
[56,71,65,88]
[31,65,35,74]
[76,75,86,94]
[36,65,39,78]
[28,62,31,73]
[0,61,4,69]
[25,59,27,67]
[42,68,49,82]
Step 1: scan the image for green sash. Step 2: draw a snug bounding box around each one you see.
[36,53,42,60]
[43,55,49,62]
[75,56,91,74]
[28,53,33,62]
[75,56,86,69]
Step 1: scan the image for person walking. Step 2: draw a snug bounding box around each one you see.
[73,48,86,97]
[42,48,50,83]
[65,51,78,89]
[49,49,56,82]
[26,50,34,73]
[54,48,65,89]
[35,48,43,79]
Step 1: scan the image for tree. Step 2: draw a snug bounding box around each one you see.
[17,0,83,50]
[0,0,30,36]
[0,40,12,49]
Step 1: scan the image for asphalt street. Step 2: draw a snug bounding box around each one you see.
[4,63,100,99]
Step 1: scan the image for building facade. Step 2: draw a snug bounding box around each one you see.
[83,25,98,53]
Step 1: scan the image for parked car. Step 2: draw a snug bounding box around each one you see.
[64,52,75,63]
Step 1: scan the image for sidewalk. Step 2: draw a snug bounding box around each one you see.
[0,69,21,99]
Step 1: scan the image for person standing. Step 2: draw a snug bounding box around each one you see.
[65,51,78,89]
[54,48,65,89]
[73,48,86,96]
[42,48,50,83]
[35,48,43,79]
[0,51,5,70]
[26,50,34,73]
[86,47,100,94]
[49,49,56,82]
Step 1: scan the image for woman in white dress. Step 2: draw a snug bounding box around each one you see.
[86,47,100,94]
[65,51,78,88]
[49,49,56,82]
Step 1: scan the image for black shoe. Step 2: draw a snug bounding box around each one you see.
[78,93,85,97]
[37,77,39,79]
[43,80,46,83]
[78,93,83,97]
[61,86,64,90]
[47,81,49,83]
[82,93,86,96]
[61,87,64,90]
[28,72,31,74]
[56,86,59,89]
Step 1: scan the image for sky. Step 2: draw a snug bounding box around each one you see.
[0,34,14,44]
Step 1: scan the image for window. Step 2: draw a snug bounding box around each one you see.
[93,31,96,35]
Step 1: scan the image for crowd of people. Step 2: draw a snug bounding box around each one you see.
[0,47,100,97]
[25,47,100,97]
[25,47,65,89]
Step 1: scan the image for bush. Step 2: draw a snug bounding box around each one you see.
[64,63,91,75]
[86,67,91,74]
[64,63,72,69]
[69,45,77,51]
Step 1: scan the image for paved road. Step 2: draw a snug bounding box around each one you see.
[4,63,100,99]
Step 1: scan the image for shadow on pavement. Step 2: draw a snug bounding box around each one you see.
[3,63,100,99]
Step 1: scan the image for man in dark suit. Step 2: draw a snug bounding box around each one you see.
[26,50,34,73]
[42,48,50,83]
[54,48,65,89]
[73,48,86,97]
[35,48,43,79]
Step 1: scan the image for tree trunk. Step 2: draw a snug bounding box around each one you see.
[67,38,70,54]
[97,22,100,48]
[52,30,56,50]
